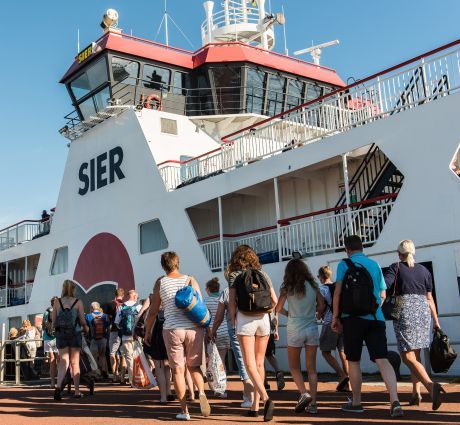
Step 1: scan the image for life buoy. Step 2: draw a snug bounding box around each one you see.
[144,94,162,110]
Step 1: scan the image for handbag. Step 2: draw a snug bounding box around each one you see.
[382,262,403,321]
[430,329,458,373]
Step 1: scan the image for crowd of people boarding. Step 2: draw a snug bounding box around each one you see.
[33,235,446,421]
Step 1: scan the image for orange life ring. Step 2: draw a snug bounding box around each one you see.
[144,94,162,110]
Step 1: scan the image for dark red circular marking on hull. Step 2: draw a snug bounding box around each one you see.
[73,232,134,292]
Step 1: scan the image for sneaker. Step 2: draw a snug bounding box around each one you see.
[295,392,312,413]
[341,401,364,413]
[241,399,253,408]
[199,392,211,417]
[176,412,190,421]
[275,371,285,391]
[214,391,227,399]
[306,404,318,414]
[390,401,403,418]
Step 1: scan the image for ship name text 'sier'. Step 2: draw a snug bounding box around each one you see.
[78,146,125,196]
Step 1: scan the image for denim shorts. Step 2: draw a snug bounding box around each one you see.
[287,323,319,347]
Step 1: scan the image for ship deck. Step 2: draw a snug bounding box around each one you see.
[0,377,459,425]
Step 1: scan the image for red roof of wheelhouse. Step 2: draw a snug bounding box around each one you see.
[60,32,345,87]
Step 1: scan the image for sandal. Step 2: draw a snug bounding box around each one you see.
[336,376,350,392]
[53,388,62,401]
[432,382,446,411]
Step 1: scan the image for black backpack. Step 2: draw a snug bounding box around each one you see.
[44,307,55,338]
[234,269,272,314]
[324,283,336,313]
[55,298,79,337]
[339,259,378,317]
[430,329,457,373]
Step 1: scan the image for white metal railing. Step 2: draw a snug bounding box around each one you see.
[0,221,42,252]
[0,283,33,308]
[201,1,259,36]
[199,201,395,270]
[159,41,460,191]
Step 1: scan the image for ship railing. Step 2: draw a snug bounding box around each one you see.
[198,196,396,270]
[0,283,33,309]
[158,39,460,191]
[0,220,42,252]
[201,1,260,35]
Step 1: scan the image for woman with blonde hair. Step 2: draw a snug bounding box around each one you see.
[21,319,40,360]
[227,245,277,421]
[384,240,444,410]
[51,279,89,400]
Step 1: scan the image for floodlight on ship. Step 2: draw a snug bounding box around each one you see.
[100,9,119,31]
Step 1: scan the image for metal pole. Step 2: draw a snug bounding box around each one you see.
[342,153,354,235]
[274,178,283,262]
[5,262,8,308]
[218,197,225,271]
[15,341,20,385]
[164,0,169,46]
[0,323,5,383]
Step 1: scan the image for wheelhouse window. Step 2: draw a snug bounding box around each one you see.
[140,219,169,254]
[70,57,108,100]
[211,66,242,113]
[286,79,304,110]
[142,64,171,91]
[266,74,286,116]
[306,83,323,101]
[246,68,266,115]
[112,57,139,85]
[172,71,188,95]
[50,246,68,275]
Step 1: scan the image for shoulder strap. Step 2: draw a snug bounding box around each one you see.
[392,262,400,295]
[70,298,79,309]
[344,258,355,270]
[185,276,193,287]
[58,298,64,310]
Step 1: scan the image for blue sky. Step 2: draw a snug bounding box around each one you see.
[0,0,459,229]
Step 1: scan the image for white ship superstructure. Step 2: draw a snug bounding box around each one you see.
[1,2,459,374]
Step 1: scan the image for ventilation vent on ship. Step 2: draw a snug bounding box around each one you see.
[161,118,178,135]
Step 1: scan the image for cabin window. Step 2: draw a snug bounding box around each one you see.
[78,86,111,120]
[266,74,286,116]
[112,57,139,85]
[9,316,22,332]
[50,246,68,275]
[140,219,168,254]
[306,83,323,101]
[172,71,187,95]
[70,57,108,100]
[246,68,266,115]
[211,67,242,113]
[142,64,171,91]
[286,79,304,110]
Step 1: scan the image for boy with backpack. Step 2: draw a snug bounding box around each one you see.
[86,301,110,379]
[114,289,141,385]
[331,235,403,418]
[43,296,59,388]
[318,266,349,392]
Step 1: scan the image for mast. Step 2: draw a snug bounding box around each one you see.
[164,0,169,46]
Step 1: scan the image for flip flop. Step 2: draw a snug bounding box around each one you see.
[336,377,350,392]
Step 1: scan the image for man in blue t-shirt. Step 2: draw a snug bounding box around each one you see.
[332,235,403,418]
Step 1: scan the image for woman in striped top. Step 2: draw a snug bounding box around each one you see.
[204,278,230,365]
[144,252,211,421]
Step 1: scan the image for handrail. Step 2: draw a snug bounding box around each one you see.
[222,38,460,141]
[197,193,397,243]
[0,220,41,234]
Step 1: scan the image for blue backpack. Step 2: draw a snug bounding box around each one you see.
[119,304,138,336]
[175,281,211,328]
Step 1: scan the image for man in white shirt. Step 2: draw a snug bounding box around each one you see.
[114,290,141,385]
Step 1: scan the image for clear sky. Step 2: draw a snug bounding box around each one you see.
[0,0,459,229]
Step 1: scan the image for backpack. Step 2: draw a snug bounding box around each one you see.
[119,304,138,336]
[134,310,146,339]
[91,312,106,340]
[339,259,378,317]
[430,329,457,373]
[324,283,336,314]
[55,298,79,337]
[44,307,55,338]
[234,269,272,314]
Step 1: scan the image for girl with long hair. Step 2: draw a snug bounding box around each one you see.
[275,259,325,414]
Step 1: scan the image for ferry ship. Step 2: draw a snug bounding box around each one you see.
[1,0,459,374]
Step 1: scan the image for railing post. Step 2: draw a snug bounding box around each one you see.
[377,76,384,114]
[274,177,283,262]
[218,197,225,272]
[420,58,429,101]
[15,341,20,385]
[0,323,5,384]
[5,262,8,308]
[342,153,354,235]
[15,225,19,247]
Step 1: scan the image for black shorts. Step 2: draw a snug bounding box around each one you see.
[56,333,82,350]
[265,334,276,357]
[342,317,388,362]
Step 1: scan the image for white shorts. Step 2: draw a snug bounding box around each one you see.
[109,332,122,356]
[236,311,270,337]
[287,324,319,348]
[44,339,58,353]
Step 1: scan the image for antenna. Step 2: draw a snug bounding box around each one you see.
[164,0,169,46]
[281,4,288,56]
[294,39,339,65]
[77,28,80,53]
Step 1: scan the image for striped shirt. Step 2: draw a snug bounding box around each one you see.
[160,275,197,330]
[204,292,229,349]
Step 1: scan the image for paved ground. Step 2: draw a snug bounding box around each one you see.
[0,378,459,425]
